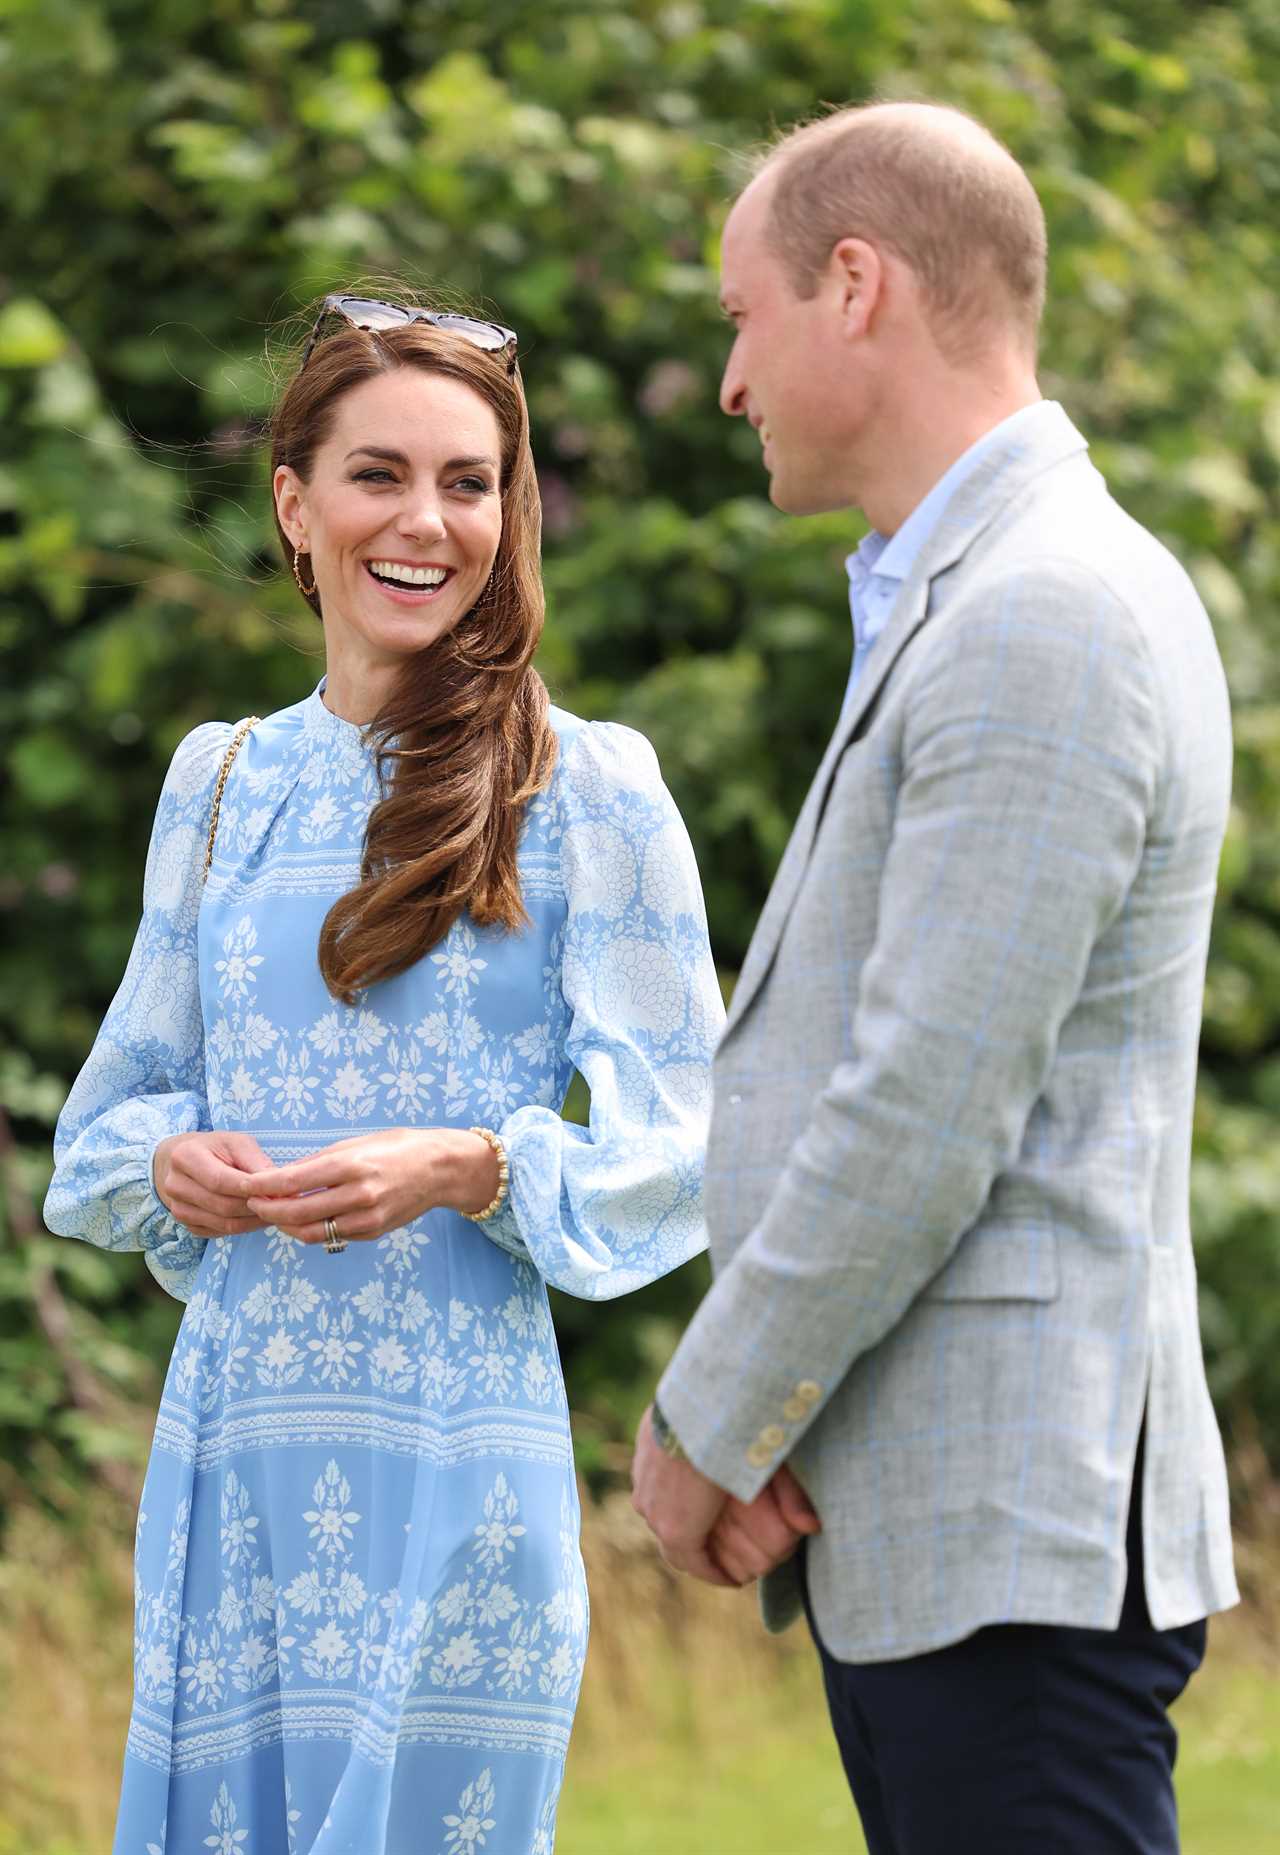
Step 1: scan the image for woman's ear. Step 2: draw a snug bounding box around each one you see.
[273,464,307,549]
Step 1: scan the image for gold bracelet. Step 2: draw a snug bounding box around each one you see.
[461,1126,510,1222]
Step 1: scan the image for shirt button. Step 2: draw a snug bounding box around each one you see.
[758,1424,786,1451]
[795,1381,822,1406]
[728,1093,742,1106]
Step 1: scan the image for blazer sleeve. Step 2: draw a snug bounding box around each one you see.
[477,721,724,1298]
[659,565,1162,1498]
[43,722,233,1302]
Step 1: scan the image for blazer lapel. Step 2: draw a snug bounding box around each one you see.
[722,573,931,1037]
[721,402,1091,1038]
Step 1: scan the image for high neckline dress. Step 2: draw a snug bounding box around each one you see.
[45,683,723,1855]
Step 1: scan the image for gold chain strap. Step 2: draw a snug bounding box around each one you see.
[202,716,261,883]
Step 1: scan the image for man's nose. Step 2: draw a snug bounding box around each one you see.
[719,345,747,418]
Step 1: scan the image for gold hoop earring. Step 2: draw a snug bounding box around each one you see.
[293,549,316,597]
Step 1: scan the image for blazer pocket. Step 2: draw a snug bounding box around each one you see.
[920,1221,1060,1303]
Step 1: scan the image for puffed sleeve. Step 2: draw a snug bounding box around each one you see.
[43,721,234,1302]
[479,720,724,1298]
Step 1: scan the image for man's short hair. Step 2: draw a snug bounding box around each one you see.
[759,102,1048,360]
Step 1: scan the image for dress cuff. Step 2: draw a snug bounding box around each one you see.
[468,1183,532,1264]
[140,1141,206,1300]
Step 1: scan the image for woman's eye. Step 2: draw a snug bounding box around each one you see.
[354,468,396,484]
[454,477,491,494]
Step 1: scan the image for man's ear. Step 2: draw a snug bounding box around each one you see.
[830,236,884,343]
[273,464,307,550]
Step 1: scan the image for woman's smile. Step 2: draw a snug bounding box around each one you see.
[363,558,456,604]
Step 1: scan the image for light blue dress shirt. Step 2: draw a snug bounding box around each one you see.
[844,402,1045,702]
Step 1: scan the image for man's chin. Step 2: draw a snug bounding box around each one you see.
[768,469,844,518]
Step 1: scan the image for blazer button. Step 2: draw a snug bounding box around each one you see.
[758,1424,786,1450]
[795,1381,822,1406]
[728,1093,742,1106]
[746,1442,772,1469]
[782,1396,808,1422]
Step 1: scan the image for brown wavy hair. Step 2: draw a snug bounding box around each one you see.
[270,309,557,1005]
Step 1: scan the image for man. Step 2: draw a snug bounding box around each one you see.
[632,101,1237,1852]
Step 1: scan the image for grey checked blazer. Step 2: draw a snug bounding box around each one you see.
[659,402,1238,1660]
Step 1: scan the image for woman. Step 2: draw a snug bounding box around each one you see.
[44,295,724,1854]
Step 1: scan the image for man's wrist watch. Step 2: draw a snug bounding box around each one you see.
[650,1399,687,1461]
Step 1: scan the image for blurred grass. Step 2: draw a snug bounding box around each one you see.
[562,1496,1280,1855]
[1,1489,1277,1854]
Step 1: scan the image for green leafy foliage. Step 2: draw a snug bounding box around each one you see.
[2,0,1279,1507]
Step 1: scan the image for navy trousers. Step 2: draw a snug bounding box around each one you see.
[802,1459,1207,1854]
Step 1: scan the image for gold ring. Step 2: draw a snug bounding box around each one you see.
[323,1217,347,1255]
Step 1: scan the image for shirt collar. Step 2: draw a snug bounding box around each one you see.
[844,401,1047,595]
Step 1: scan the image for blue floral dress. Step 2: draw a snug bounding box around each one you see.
[45,682,723,1855]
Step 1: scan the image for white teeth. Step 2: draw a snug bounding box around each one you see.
[368,561,448,587]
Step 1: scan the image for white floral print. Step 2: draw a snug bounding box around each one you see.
[561,819,637,919]
[214,916,264,1002]
[443,1767,497,1851]
[204,1783,247,1854]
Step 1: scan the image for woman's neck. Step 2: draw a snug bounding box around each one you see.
[320,650,400,726]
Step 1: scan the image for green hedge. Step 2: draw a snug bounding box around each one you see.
[3,0,1279,1503]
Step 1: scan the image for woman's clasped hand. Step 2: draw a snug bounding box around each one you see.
[241,1128,499,1242]
[153,1127,500,1245]
[151,1129,274,1238]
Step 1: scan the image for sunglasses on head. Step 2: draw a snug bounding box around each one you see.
[300,295,519,376]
